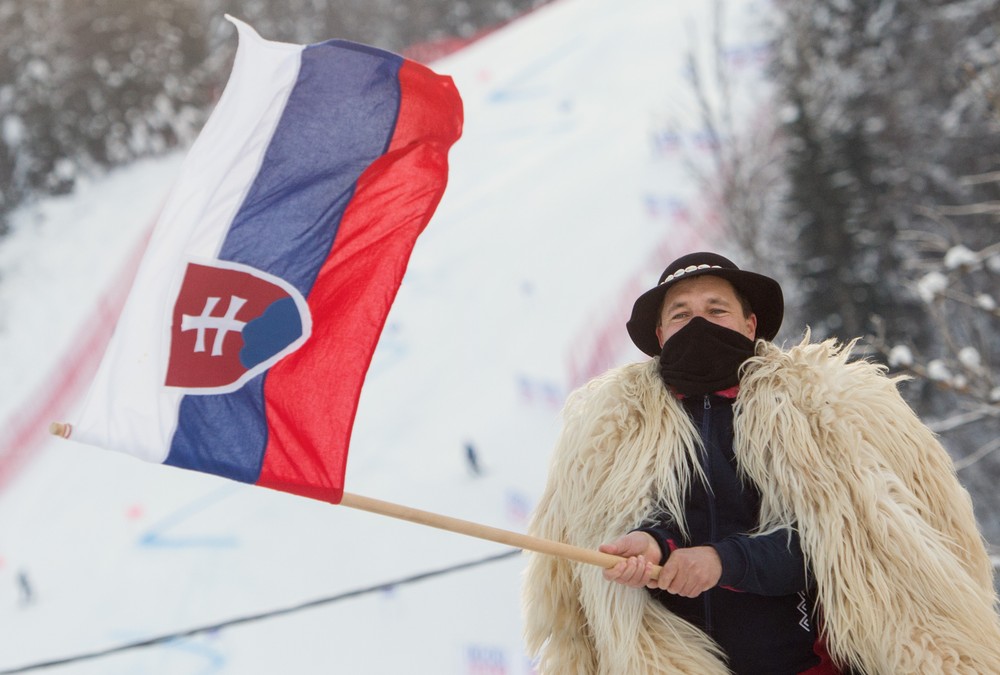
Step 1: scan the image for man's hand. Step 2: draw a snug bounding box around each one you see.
[653,545,722,598]
[599,531,662,588]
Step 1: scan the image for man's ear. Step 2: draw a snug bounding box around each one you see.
[656,325,665,349]
[747,313,758,340]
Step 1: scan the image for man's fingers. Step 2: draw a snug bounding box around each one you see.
[656,560,677,592]
[600,531,659,560]
[603,555,653,588]
[656,546,721,597]
[602,558,629,582]
[621,556,648,586]
[602,558,627,581]
[664,570,712,597]
[675,578,701,597]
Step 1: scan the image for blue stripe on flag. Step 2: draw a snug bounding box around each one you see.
[166,41,404,481]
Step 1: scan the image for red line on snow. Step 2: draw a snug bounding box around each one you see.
[0,224,153,491]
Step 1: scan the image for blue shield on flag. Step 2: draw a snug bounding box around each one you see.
[165,260,311,394]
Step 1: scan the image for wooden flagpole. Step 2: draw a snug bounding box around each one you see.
[339,492,663,578]
[48,422,660,577]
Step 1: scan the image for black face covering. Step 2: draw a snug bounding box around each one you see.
[658,316,756,396]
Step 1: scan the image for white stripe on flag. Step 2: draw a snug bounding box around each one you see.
[73,18,304,462]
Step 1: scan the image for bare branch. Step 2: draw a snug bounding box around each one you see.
[959,170,1000,186]
[934,202,1000,217]
[927,406,1000,434]
[954,435,1000,471]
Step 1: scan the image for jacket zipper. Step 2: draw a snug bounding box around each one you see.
[701,394,716,634]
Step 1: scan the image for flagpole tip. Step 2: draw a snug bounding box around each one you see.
[49,422,72,439]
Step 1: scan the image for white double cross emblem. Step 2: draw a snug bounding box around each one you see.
[181,296,247,356]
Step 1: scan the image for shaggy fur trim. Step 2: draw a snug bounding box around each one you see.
[736,337,1000,674]
[524,362,728,674]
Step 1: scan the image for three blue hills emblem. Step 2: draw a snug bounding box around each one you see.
[166,260,312,394]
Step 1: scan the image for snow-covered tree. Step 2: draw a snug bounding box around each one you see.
[870,210,999,544]
[0,0,213,225]
[765,0,1000,544]
[770,0,1000,346]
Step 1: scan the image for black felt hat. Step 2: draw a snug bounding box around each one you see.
[626,252,784,357]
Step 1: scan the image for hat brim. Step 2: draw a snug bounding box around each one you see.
[626,268,784,357]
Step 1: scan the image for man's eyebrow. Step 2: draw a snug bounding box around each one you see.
[664,295,733,312]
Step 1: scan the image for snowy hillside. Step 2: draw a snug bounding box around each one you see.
[0,0,774,673]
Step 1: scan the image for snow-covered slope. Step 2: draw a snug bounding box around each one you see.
[0,0,773,672]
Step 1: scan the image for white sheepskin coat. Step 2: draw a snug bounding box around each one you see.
[523,337,1000,674]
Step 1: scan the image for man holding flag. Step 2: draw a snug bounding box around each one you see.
[523,252,1000,674]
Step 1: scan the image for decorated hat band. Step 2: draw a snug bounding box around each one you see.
[659,264,723,286]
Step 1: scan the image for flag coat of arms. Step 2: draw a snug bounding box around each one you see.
[68,17,463,503]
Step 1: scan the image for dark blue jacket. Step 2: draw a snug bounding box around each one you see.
[638,392,824,675]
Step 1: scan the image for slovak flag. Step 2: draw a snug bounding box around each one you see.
[66,16,463,503]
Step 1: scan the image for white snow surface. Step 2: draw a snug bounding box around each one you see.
[0,0,773,672]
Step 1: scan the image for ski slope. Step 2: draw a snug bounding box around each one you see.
[0,0,774,672]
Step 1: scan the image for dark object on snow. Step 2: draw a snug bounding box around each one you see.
[465,442,482,477]
[17,570,33,607]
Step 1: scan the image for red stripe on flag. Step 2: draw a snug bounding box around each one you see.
[255,60,463,503]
